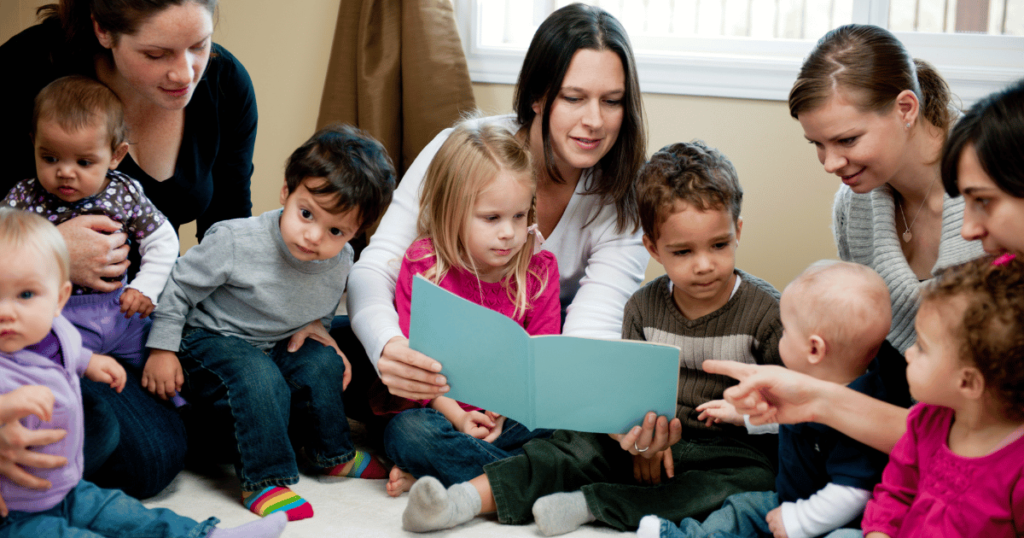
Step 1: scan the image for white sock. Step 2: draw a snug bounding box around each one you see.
[402,477,482,532]
[636,515,662,538]
[207,511,287,538]
[532,491,596,536]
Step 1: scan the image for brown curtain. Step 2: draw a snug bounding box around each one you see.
[316,0,477,178]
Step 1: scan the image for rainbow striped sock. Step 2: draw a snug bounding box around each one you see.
[326,450,388,479]
[242,486,313,521]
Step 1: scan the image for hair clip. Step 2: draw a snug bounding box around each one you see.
[527,224,546,255]
[993,253,1016,266]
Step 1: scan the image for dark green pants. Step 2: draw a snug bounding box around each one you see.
[485,430,775,531]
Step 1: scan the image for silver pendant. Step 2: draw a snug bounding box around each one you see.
[903,230,912,243]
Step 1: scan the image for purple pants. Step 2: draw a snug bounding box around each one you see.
[63,289,151,370]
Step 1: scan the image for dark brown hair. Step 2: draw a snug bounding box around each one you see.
[942,78,1024,199]
[32,75,127,151]
[637,140,742,241]
[514,3,645,234]
[788,24,953,133]
[285,124,396,231]
[38,0,217,52]
[922,255,1024,422]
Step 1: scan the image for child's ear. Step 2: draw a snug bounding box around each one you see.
[958,367,986,400]
[642,234,661,264]
[55,281,72,316]
[109,142,129,169]
[280,182,290,206]
[734,217,743,244]
[807,334,827,365]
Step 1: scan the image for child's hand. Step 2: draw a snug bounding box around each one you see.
[457,410,499,440]
[632,448,674,485]
[696,399,744,427]
[765,506,788,538]
[119,288,155,318]
[480,413,506,443]
[142,350,184,401]
[287,320,352,390]
[85,354,126,393]
[0,386,55,424]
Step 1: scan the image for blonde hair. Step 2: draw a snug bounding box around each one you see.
[0,208,71,284]
[416,118,547,319]
[786,260,891,368]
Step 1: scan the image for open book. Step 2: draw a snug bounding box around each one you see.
[408,275,680,434]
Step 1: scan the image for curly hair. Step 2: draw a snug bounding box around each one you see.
[921,255,1024,421]
[637,140,741,241]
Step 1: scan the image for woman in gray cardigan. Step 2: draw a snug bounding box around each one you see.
[788,24,983,354]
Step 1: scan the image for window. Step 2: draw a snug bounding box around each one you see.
[453,0,1024,105]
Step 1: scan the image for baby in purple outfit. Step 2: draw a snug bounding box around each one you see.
[0,208,285,538]
[2,76,179,392]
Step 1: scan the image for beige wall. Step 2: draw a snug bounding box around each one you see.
[3,0,839,289]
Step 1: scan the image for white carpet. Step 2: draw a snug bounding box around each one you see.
[142,421,631,538]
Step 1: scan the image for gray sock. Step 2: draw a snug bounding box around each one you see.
[402,477,482,532]
[207,511,287,538]
[532,491,595,536]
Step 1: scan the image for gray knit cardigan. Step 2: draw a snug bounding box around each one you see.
[832,184,984,353]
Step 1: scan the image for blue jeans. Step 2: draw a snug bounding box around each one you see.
[0,480,216,538]
[383,407,553,487]
[177,328,355,491]
[657,491,863,538]
[80,369,188,499]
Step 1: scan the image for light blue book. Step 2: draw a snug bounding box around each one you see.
[408,275,680,434]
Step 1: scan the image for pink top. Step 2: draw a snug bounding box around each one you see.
[395,237,562,411]
[862,403,1024,537]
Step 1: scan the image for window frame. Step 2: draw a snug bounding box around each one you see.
[453,0,1024,105]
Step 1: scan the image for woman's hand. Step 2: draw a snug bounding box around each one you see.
[0,386,68,517]
[57,215,130,291]
[287,320,352,390]
[703,360,824,425]
[610,412,682,459]
[378,336,448,400]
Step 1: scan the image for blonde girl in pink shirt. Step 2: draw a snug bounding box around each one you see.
[380,118,561,498]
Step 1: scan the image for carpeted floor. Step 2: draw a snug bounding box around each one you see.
[142,420,630,538]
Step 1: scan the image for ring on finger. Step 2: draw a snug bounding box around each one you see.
[634,441,650,453]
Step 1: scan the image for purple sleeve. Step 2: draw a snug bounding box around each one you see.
[114,173,167,240]
[523,251,561,336]
[862,405,924,535]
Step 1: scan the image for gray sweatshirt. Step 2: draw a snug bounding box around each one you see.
[147,209,353,352]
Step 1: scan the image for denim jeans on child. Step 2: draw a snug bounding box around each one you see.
[383,407,553,486]
[655,491,862,538]
[177,327,355,492]
[0,480,217,538]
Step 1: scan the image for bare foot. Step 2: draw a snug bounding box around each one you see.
[386,465,416,497]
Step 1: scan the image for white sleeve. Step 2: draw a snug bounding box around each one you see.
[744,415,779,435]
[559,205,648,340]
[346,127,452,372]
[126,220,179,303]
[779,483,872,538]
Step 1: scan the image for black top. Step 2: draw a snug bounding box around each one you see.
[0,17,257,241]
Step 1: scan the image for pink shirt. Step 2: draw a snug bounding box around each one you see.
[862,403,1024,537]
[396,237,561,410]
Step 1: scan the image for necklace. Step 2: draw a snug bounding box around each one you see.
[896,179,938,243]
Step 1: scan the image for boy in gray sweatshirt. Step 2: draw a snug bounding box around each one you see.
[145,124,396,522]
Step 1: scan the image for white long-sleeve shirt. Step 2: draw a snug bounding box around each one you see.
[346,115,650,372]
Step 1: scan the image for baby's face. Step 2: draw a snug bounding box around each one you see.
[777,288,813,374]
[34,119,118,203]
[0,244,70,353]
[278,178,362,261]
